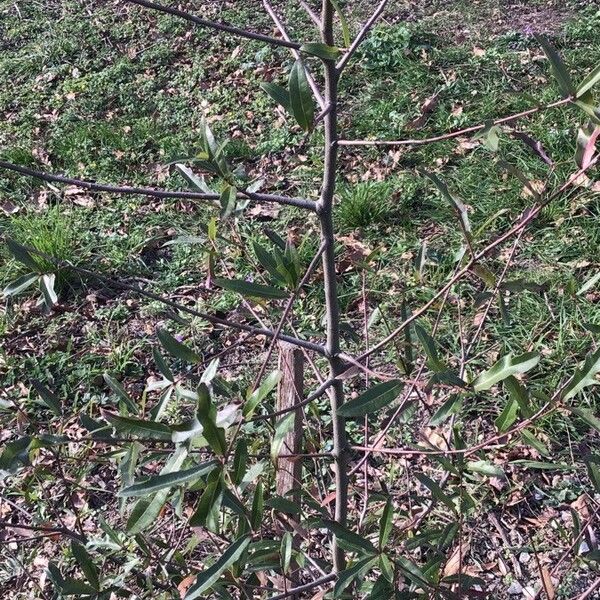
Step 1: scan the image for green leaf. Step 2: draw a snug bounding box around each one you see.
[157,329,201,363]
[561,348,600,400]
[219,185,237,219]
[414,324,446,372]
[271,413,295,462]
[415,473,456,512]
[300,42,341,61]
[316,520,377,556]
[334,556,377,598]
[473,352,540,392]
[250,481,264,530]
[232,439,248,485]
[175,163,214,193]
[495,397,519,432]
[379,498,393,549]
[570,407,600,432]
[103,374,139,414]
[280,532,293,574]
[330,0,350,47]
[119,461,217,497]
[2,272,39,297]
[379,553,394,583]
[214,277,288,300]
[466,460,505,478]
[421,170,472,244]
[504,376,534,418]
[260,82,291,113]
[40,273,58,307]
[196,383,227,456]
[577,63,600,98]
[71,542,100,591]
[103,412,173,440]
[127,447,187,534]
[536,34,575,97]
[264,496,302,515]
[584,455,600,493]
[337,380,403,418]
[189,475,224,531]
[368,574,395,599]
[153,347,174,382]
[184,536,251,599]
[244,370,282,418]
[30,380,61,416]
[520,429,550,457]
[396,556,432,587]
[510,460,572,471]
[288,59,315,132]
[429,394,462,426]
[6,238,41,271]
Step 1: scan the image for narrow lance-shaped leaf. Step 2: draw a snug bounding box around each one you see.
[184,536,251,599]
[577,63,600,98]
[473,352,540,392]
[288,59,315,132]
[6,238,41,271]
[379,498,393,550]
[330,0,350,47]
[214,277,288,300]
[535,34,575,97]
[102,411,173,441]
[197,383,227,456]
[415,473,456,512]
[244,370,281,418]
[2,273,39,298]
[71,542,100,592]
[119,461,217,497]
[103,374,139,414]
[153,347,174,383]
[232,439,248,485]
[421,170,472,247]
[40,273,58,307]
[338,380,403,418]
[334,556,378,598]
[300,42,341,61]
[157,329,201,364]
[260,82,291,113]
[414,324,446,372]
[127,447,187,534]
[31,380,62,416]
[560,347,600,400]
[271,413,295,462]
[316,519,377,556]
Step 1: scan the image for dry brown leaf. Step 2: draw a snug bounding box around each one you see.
[521,180,546,198]
[442,540,471,577]
[177,574,196,598]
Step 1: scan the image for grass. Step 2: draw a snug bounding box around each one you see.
[1,0,600,597]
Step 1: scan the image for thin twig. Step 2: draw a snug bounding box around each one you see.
[338,98,572,146]
[0,160,316,211]
[336,0,389,73]
[267,573,336,600]
[6,243,328,356]
[124,0,302,49]
[262,0,326,109]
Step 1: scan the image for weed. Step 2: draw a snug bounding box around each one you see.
[337,181,394,229]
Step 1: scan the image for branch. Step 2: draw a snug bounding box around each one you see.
[124,0,302,49]
[267,574,336,600]
[299,0,321,28]
[0,520,86,542]
[356,153,598,363]
[262,0,326,110]
[0,160,317,211]
[338,97,572,147]
[336,0,389,73]
[6,243,328,356]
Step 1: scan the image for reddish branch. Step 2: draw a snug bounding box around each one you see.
[338,97,572,147]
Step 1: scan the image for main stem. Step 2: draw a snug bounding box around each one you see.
[319,0,348,574]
